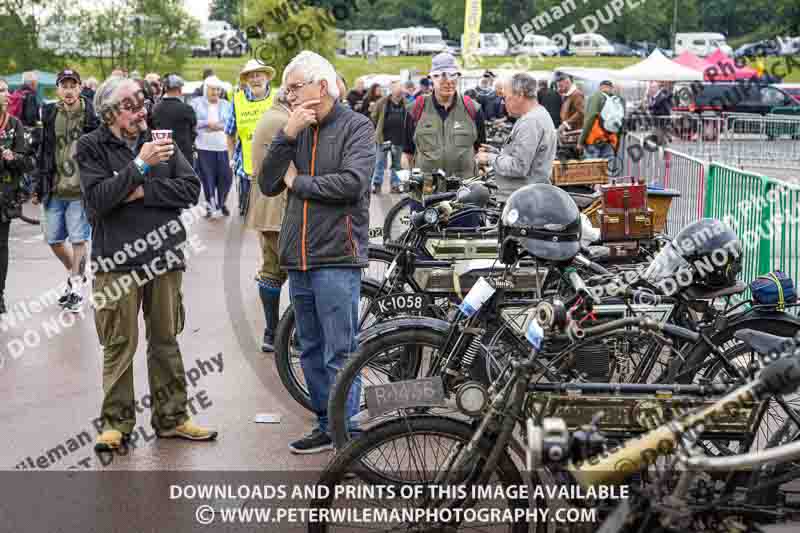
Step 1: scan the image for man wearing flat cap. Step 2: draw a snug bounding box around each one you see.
[402,52,486,178]
[226,59,276,217]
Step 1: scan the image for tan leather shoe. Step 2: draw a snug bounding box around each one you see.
[94,429,124,452]
[157,420,218,441]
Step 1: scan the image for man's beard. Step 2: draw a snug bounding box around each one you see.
[121,120,146,140]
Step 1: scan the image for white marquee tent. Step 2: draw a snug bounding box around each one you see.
[615,49,704,81]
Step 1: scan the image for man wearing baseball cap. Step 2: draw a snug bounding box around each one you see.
[225,59,276,217]
[32,68,99,312]
[151,74,197,164]
[402,52,486,178]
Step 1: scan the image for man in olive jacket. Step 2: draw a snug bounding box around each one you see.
[260,51,375,455]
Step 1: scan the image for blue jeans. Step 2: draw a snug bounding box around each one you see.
[42,198,92,245]
[372,144,402,187]
[288,268,361,434]
[585,143,615,161]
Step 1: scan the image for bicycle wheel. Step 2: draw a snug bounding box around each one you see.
[382,196,415,244]
[329,326,450,449]
[681,319,800,458]
[273,278,388,411]
[309,415,530,533]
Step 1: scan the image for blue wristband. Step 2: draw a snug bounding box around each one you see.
[134,157,150,175]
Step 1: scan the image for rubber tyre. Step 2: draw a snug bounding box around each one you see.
[677,317,800,384]
[382,196,414,244]
[309,415,529,533]
[329,326,449,449]
[273,278,388,412]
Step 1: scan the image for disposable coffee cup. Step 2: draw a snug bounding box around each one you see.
[151,129,173,143]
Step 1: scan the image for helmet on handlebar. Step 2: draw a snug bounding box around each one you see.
[643,218,743,291]
[499,184,582,263]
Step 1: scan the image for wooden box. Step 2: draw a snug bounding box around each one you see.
[600,209,654,242]
[551,159,609,186]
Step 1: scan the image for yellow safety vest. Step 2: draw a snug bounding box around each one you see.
[233,89,273,176]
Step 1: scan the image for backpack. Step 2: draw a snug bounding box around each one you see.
[7,87,33,119]
[411,94,477,123]
[599,92,625,133]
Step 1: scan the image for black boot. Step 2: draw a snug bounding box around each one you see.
[258,283,281,352]
[0,295,5,315]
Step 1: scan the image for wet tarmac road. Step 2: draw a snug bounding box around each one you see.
[1,189,798,532]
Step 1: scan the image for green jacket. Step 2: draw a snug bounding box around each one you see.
[370,95,406,144]
[578,90,626,146]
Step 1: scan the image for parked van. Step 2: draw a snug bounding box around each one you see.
[569,33,614,56]
[398,27,447,55]
[461,33,509,56]
[513,34,559,56]
[674,33,733,57]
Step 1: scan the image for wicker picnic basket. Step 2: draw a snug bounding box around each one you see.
[552,159,609,186]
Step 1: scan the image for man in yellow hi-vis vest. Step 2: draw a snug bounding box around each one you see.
[225,59,275,217]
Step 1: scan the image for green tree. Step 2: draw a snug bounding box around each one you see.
[244,0,338,79]
[210,0,241,26]
[1,0,62,72]
[73,0,199,79]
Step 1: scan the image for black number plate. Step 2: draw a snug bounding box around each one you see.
[369,226,383,239]
[366,376,446,415]
[375,293,429,316]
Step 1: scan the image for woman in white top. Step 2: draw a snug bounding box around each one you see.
[191,76,233,217]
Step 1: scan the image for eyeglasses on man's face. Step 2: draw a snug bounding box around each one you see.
[118,91,147,114]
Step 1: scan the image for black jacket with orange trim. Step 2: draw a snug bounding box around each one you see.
[260,102,375,271]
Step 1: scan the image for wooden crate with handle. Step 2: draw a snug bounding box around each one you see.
[551,159,609,186]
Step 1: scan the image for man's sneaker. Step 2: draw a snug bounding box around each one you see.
[289,429,334,455]
[157,420,218,441]
[262,330,275,353]
[221,206,230,217]
[64,292,84,313]
[0,295,6,315]
[372,184,381,195]
[94,429,126,452]
[58,279,72,306]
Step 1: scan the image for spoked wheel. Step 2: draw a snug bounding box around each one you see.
[329,327,452,450]
[309,416,531,533]
[273,278,388,411]
[382,196,417,245]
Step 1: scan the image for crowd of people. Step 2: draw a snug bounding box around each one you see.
[0,49,635,456]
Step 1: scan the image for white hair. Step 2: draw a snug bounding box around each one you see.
[283,50,340,100]
[94,77,140,122]
[202,75,224,99]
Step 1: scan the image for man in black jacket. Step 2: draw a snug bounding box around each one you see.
[32,69,100,313]
[261,51,375,455]
[538,80,562,129]
[75,76,216,452]
[151,74,197,162]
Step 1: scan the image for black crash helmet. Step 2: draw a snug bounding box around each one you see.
[644,218,743,290]
[500,184,582,263]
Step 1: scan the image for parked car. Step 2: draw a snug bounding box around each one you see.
[569,33,614,56]
[512,34,559,56]
[673,82,798,115]
[776,83,800,104]
[675,32,733,57]
[734,40,782,58]
[601,42,646,57]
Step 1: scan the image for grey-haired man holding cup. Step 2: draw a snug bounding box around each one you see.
[76,76,216,452]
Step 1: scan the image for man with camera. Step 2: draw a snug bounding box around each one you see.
[75,76,216,452]
[33,69,100,313]
[370,80,406,194]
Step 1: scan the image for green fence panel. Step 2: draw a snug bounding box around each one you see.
[764,180,800,300]
[704,163,770,287]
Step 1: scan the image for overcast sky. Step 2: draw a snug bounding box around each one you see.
[184,0,210,23]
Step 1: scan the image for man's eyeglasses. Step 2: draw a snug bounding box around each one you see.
[285,81,314,97]
[431,72,461,82]
[118,91,147,114]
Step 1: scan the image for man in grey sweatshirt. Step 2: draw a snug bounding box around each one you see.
[476,73,557,202]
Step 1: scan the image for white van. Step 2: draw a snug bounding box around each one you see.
[569,33,614,56]
[513,34,559,56]
[674,33,733,57]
